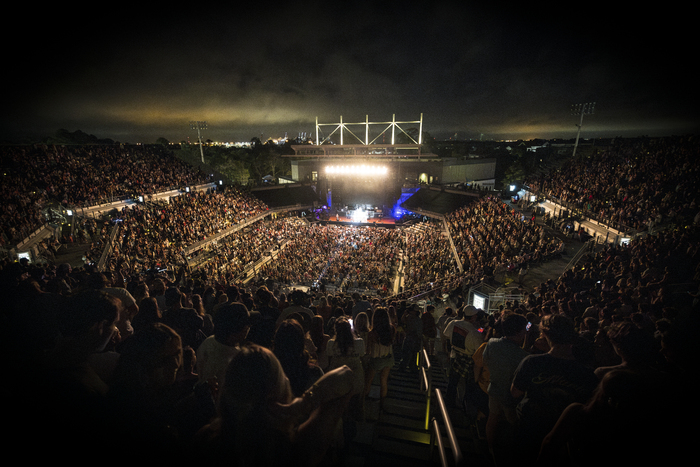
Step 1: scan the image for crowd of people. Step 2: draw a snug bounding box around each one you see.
[1,134,699,465]
[525,135,700,231]
[0,144,211,248]
[0,143,564,302]
[188,216,305,285]
[445,195,563,285]
[401,220,456,290]
[4,219,696,465]
[101,185,268,277]
[2,258,415,465]
[448,222,699,466]
[255,204,561,300]
[258,223,404,294]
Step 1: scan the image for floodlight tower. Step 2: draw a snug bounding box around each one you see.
[571,102,595,158]
[189,121,208,163]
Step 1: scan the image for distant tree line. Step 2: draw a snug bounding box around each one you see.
[39,129,118,145]
[173,137,293,186]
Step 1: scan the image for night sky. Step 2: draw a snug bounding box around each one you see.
[3,2,697,144]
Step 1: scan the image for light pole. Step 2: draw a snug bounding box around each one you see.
[189,121,208,163]
[571,102,595,158]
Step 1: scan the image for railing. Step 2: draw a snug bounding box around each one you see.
[13,222,55,250]
[418,348,465,467]
[430,388,465,467]
[442,217,463,273]
[561,238,596,277]
[419,349,433,430]
[522,184,635,234]
[96,222,121,272]
[69,181,217,211]
[183,211,271,256]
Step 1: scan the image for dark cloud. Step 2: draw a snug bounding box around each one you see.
[2,2,697,143]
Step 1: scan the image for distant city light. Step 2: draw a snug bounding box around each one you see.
[325,165,388,176]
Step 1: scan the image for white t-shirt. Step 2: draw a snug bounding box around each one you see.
[196,335,240,385]
[443,319,483,358]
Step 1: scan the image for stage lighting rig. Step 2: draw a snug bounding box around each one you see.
[324,165,388,176]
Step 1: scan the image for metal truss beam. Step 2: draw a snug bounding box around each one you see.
[315,113,423,146]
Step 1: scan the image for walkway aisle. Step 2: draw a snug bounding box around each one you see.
[341,347,493,467]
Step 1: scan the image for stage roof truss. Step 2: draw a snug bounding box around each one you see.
[315,113,423,146]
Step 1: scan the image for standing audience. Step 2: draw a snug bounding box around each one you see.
[363,307,396,410]
[510,314,599,465]
[192,344,354,466]
[3,136,698,465]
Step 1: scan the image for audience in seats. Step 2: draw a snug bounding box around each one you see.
[2,135,698,464]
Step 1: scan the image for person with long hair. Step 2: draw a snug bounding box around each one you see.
[327,318,365,384]
[193,344,354,466]
[273,319,324,397]
[106,323,185,456]
[353,312,370,343]
[327,316,366,446]
[363,307,396,410]
[132,281,150,306]
[309,315,330,371]
[131,296,162,334]
[316,295,333,323]
[192,293,214,336]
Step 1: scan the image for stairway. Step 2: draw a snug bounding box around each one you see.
[338,349,493,467]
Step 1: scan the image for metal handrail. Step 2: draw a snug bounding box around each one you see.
[419,348,432,430]
[419,347,464,466]
[97,222,121,272]
[522,184,635,234]
[430,388,465,467]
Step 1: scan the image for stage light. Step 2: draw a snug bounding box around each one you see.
[324,165,388,176]
[351,208,368,223]
[392,206,406,219]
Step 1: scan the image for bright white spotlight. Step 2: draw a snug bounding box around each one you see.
[352,208,368,223]
[324,165,388,176]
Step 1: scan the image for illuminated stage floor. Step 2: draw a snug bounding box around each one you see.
[321,214,399,226]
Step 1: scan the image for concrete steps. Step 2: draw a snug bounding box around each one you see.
[336,349,492,467]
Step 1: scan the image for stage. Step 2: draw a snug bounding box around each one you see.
[310,211,405,227]
[319,214,399,227]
